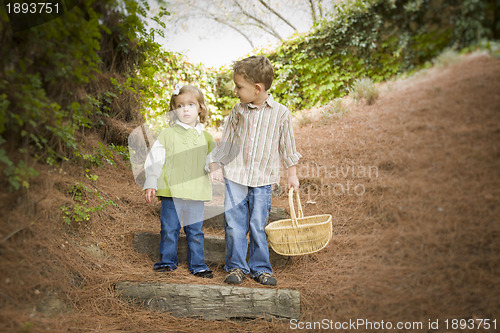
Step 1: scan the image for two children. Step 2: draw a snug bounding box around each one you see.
[144,56,301,286]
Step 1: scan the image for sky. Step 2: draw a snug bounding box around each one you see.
[156,24,287,68]
[158,27,257,68]
[152,2,315,68]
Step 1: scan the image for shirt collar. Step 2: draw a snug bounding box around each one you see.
[175,120,203,135]
[240,94,276,114]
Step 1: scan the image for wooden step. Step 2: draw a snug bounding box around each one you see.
[133,232,290,267]
[115,281,300,320]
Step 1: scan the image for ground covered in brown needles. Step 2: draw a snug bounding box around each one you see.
[1,52,499,332]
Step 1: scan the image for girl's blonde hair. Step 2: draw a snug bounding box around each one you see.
[168,85,208,125]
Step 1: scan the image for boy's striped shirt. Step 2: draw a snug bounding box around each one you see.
[211,94,301,187]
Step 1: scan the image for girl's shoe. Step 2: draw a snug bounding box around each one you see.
[253,272,277,286]
[154,265,173,273]
[194,270,213,279]
[224,268,245,284]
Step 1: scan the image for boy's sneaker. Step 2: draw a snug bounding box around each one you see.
[194,270,213,279]
[253,272,277,286]
[224,268,245,284]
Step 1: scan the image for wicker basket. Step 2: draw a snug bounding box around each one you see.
[265,188,332,256]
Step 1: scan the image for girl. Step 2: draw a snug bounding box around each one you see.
[143,84,215,278]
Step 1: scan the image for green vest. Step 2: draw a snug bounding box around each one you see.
[156,125,215,201]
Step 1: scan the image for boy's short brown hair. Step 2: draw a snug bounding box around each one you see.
[233,56,274,91]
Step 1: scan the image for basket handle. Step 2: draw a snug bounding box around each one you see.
[288,187,304,227]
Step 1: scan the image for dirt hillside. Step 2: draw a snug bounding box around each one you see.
[0,52,499,332]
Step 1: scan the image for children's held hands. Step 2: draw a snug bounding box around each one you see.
[145,188,156,203]
[210,163,224,183]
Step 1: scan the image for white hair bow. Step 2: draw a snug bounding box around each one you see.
[173,83,184,95]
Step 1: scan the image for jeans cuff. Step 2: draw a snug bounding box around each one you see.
[154,263,177,270]
[225,266,250,275]
[191,267,210,274]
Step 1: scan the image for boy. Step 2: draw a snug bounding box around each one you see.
[210,56,301,286]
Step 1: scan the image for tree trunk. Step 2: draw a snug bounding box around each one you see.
[233,0,283,40]
[308,0,317,23]
[257,0,298,32]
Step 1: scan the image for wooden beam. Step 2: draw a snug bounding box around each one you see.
[115,281,300,320]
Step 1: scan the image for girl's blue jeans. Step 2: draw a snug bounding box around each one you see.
[223,179,273,278]
[154,197,209,274]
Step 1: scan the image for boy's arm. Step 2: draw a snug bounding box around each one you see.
[287,165,299,191]
[206,110,237,182]
[280,111,301,190]
[202,131,225,182]
[212,110,237,165]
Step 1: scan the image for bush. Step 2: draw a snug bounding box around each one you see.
[322,98,348,119]
[140,52,233,133]
[262,0,499,110]
[349,78,379,105]
[0,0,169,190]
[433,48,461,68]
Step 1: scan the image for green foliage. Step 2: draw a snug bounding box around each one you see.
[211,67,239,120]
[74,142,129,168]
[109,143,130,161]
[85,169,99,181]
[263,0,499,110]
[321,98,348,120]
[349,77,379,105]
[139,51,235,133]
[433,48,461,68]
[0,0,166,190]
[0,150,39,191]
[21,321,34,333]
[60,181,116,226]
[453,0,497,47]
[74,142,114,168]
[1,0,497,192]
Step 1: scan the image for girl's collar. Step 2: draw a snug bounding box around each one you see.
[175,120,203,134]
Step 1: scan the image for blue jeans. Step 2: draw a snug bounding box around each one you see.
[154,197,209,274]
[223,179,273,278]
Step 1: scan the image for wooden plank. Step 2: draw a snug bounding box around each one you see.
[115,281,300,320]
[133,233,290,267]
